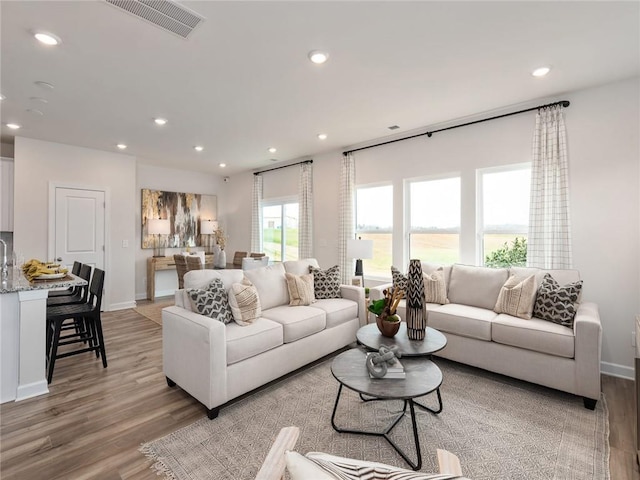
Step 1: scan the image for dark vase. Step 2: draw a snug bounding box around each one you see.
[406,259,427,340]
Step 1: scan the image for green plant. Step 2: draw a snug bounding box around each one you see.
[484,236,527,267]
[367,287,402,322]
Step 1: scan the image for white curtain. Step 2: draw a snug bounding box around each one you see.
[338,153,355,284]
[527,105,572,269]
[251,174,263,253]
[298,162,313,259]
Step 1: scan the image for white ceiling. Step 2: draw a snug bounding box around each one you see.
[1,1,638,175]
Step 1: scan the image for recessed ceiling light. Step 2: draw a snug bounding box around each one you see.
[29,97,48,103]
[117,143,127,150]
[34,81,54,90]
[268,147,277,153]
[317,133,327,140]
[26,109,44,116]
[154,117,167,125]
[532,66,551,77]
[308,50,329,64]
[194,145,204,152]
[219,163,226,168]
[6,123,21,130]
[34,31,61,46]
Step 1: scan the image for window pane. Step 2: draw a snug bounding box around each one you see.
[482,169,530,230]
[284,203,299,261]
[410,178,460,229]
[357,233,392,278]
[356,185,392,230]
[262,205,282,262]
[409,233,459,264]
[483,234,528,267]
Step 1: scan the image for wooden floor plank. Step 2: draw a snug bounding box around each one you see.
[0,303,637,479]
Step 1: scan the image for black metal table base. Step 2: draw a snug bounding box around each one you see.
[359,386,443,415]
[331,384,423,471]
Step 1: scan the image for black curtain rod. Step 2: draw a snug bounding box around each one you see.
[254,159,313,175]
[343,100,570,156]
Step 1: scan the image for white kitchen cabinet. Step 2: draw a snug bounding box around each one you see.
[0,157,14,231]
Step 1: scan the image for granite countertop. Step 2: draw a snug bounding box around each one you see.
[0,269,87,294]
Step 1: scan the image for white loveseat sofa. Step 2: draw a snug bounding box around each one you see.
[370,263,602,409]
[162,259,366,419]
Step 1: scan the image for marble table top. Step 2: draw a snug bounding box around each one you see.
[0,269,87,294]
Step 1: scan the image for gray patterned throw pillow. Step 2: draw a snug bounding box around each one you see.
[187,278,233,324]
[533,273,583,327]
[309,265,341,299]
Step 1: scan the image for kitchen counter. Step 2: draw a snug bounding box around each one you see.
[0,269,88,403]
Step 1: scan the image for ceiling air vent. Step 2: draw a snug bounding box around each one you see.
[105,0,205,39]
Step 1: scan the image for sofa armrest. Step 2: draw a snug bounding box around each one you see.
[573,302,602,400]
[369,283,392,301]
[162,305,228,410]
[340,285,367,327]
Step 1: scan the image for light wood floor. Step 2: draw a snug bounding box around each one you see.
[1,304,638,480]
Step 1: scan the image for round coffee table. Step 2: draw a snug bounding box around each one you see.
[357,323,447,414]
[331,348,443,471]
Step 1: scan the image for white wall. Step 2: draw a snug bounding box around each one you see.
[135,163,225,299]
[226,77,640,376]
[13,138,137,310]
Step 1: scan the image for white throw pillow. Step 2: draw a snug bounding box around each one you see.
[285,272,316,306]
[494,274,537,320]
[423,267,449,305]
[228,278,261,326]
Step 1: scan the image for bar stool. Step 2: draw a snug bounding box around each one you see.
[47,261,82,297]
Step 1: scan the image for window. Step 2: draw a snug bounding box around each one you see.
[408,176,461,264]
[478,164,531,266]
[262,200,299,262]
[355,184,392,278]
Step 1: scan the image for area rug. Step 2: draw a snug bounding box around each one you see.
[140,357,609,480]
[133,300,173,326]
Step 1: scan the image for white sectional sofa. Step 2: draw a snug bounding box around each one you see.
[162,259,366,419]
[370,263,602,409]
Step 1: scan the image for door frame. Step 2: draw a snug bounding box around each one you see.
[48,182,111,310]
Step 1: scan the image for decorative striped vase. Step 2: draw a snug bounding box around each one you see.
[406,259,427,340]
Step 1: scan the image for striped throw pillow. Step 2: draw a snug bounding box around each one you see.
[494,274,537,319]
[423,268,449,305]
[286,272,316,306]
[228,278,261,326]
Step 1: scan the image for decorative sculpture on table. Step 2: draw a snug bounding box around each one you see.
[366,345,402,378]
[406,259,427,340]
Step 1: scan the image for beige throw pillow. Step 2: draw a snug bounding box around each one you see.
[228,278,261,326]
[423,267,449,305]
[494,274,537,320]
[285,273,316,306]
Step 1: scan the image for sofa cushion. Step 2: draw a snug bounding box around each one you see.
[310,265,342,299]
[284,258,320,276]
[493,274,537,320]
[533,274,583,327]
[311,298,358,329]
[186,278,233,324]
[225,318,283,365]
[428,303,496,341]
[244,263,289,310]
[391,266,408,297]
[447,264,508,310]
[184,269,244,291]
[285,273,316,306]
[228,278,262,326]
[492,314,575,358]
[423,268,449,305]
[262,305,326,343]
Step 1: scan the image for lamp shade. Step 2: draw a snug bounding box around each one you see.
[148,218,170,235]
[347,238,373,259]
[201,219,217,235]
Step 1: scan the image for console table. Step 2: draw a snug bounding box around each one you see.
[146,254,214,301]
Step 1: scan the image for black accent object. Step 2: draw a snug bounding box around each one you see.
[583,397,597,410]
[343,100,570,156]
[47,261,82,297]
[254,159,313,175]
[45,268,107,384]
[332,384,423,470]
[207,407,219,420]
[354,258,363,277]
[166,377,176,387]
[46,263,92,307]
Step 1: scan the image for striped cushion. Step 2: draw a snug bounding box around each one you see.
[228,278,261,326]
[494,274,537,320]
[285,272,316,306]
[423,268,449,305]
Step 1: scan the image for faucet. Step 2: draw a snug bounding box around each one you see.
[0,239,7,279]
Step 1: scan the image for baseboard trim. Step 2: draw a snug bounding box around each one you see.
[108,301,137,311]
[600,361,634,380]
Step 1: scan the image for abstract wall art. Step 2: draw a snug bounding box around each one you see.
[141,188,217,249]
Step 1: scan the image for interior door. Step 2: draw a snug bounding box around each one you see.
[54,187,105,271]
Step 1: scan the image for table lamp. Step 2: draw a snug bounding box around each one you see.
[347,237,374,283]
[200,219,218,254]
[148,218,170,257]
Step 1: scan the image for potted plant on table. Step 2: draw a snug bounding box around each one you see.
[368,286,403,337]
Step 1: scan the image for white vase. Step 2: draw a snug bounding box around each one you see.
[214,249,226,268]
